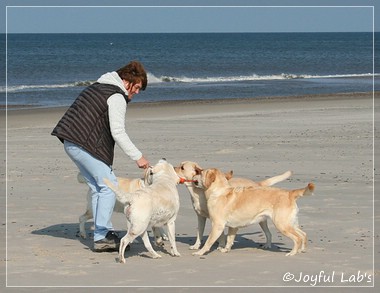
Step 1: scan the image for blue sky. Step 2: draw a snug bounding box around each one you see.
[2,1,379,33]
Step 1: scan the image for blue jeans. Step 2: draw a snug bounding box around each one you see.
[64,140,118,242]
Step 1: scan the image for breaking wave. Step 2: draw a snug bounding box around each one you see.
[2,72,377,93]
[152,72,377,83]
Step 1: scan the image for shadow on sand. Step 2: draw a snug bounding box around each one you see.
[32,223,290,255]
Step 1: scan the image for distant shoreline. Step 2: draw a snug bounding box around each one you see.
[1,91,377,111]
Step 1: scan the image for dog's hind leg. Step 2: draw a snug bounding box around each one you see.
[295,227,307,253]
[118,231,140,263]
[259,219,272,249]
[276,226,303,256]
[289,213,307,253]
[141,230,162,258]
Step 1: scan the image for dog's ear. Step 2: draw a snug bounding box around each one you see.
[143,167,153,185]
[204,169,216,188]
[151,164,159,174]
[224,170,233,180]
[139,179,146,188]
[194,164,203,175]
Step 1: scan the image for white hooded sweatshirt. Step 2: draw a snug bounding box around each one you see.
[97,71,142,161]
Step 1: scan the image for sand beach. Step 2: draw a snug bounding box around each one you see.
[1,92,379,291]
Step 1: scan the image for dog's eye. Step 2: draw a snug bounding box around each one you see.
[181,166,185,170]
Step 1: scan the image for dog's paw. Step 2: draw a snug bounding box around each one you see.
[192,250,205,256]
[155,238,165,247]
[189,243,201,250]
[285,251,297,256]
[170,248,181,257]
[262,243,272,249]
[118,257,126,263]
[219,247,230,253]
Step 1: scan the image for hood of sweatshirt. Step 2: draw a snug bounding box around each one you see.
[97,72,128,95]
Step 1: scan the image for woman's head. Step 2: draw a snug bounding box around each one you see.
[116,61,148,91]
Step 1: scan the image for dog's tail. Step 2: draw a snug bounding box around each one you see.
[289,183,315,200]
[259,170,293,187]
[103,178,133,206]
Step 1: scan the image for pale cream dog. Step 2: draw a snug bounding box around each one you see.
[174,161,292,250]
[78,173,167,244]
[104,159,181,263]
[192,168,314,256]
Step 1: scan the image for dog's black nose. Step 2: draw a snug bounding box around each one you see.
[161,158,167,161]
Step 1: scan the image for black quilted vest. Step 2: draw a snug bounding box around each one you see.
[51,83,128,166]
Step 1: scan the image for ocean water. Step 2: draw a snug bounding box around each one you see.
[2,32,379,108]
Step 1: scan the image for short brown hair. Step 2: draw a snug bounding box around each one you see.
[116,61,147,90]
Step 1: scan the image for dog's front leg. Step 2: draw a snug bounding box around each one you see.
[219,227,238,253]
[159,227,169,241]
[295,227,307,253]
[166,221,181,257]
[192,222,225,256]
[216,232,227,249]
[190,215,206,250]
[259,220,272,249]
[152,226,165,246]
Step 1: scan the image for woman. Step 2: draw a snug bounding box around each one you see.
[52,61,149,252]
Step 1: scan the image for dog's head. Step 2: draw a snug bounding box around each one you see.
[174,161,203,181]
[146,158,180,184]
[194,168,229,190]
[175,161,235,186]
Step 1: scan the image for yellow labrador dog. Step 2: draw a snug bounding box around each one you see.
[78,173,167,244]
[175,161,292,250]
[104,159,181,263]
[192,168,314,256]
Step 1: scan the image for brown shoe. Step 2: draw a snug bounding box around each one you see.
[93,231,120,252]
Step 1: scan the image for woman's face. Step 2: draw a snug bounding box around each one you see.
[124,80,142,100]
